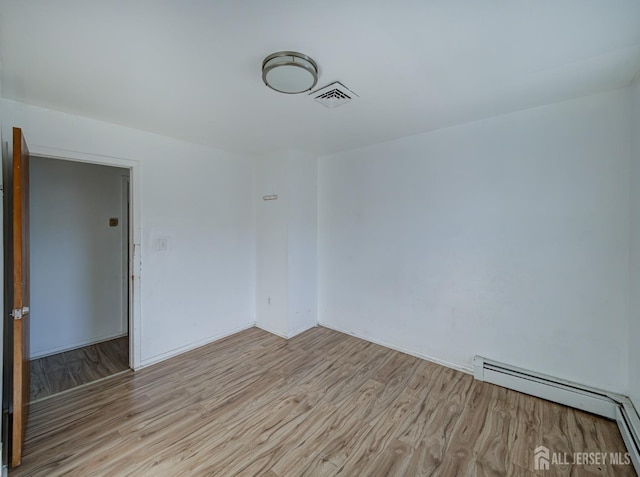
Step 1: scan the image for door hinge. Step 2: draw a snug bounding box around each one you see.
[11,307,29,320]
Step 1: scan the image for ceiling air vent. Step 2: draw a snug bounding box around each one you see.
[311,82,358,108]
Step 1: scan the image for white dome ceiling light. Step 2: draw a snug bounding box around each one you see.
[262,51,318,94]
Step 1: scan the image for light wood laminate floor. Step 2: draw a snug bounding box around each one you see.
[12,327,635,476]
[29,336,129,402]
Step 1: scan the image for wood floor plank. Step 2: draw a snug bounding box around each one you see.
[272,380,384,474]
[405,438,452,477]
[12,326,636,477]
[322,347,392,405]
[542,399,575,476]
[85,404,214,477]
[27,360,49,402]
[430,380,496,476]
[24,393,153,457]
[567,409,614,477]
[29,336,129,402]
[397,368,473,449]
[11,430,124,477]
[593,417,638,477]
[361,437,413,476]
[509,391,543,470]
[473,387,518,476]
[335,389,431,475]
[403,358,447,399]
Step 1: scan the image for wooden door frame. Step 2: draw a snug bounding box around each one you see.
[20,146,142,370]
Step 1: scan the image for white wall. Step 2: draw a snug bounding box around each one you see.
[287,151,318,336]
[255,152,289,336]
[255,150,317,338]
[1,99,256,367]
[30,157,128,358]
[2,88,634,400]
[631,81,640,409]
[319,89,631,393]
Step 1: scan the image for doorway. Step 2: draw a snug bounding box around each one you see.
[28,157,131,401]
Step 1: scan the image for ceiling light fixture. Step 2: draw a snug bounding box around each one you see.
[262,51,318,94]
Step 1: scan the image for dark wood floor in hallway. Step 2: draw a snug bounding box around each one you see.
[29,336,129,402]
[12,327,635,476]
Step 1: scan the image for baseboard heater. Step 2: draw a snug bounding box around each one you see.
[473,356,640,474]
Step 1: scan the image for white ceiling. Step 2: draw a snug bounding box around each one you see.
[1,0,639,155]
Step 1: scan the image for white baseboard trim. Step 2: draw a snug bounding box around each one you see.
[255,323,317,340]
[318,322,473,375]
[474,356,640,475]
[30,331,129,359]
[287,323,318,339]
[255,323,288,339]
[137,322,255,369]
[617,397,640,473]
[256,321,318,340]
